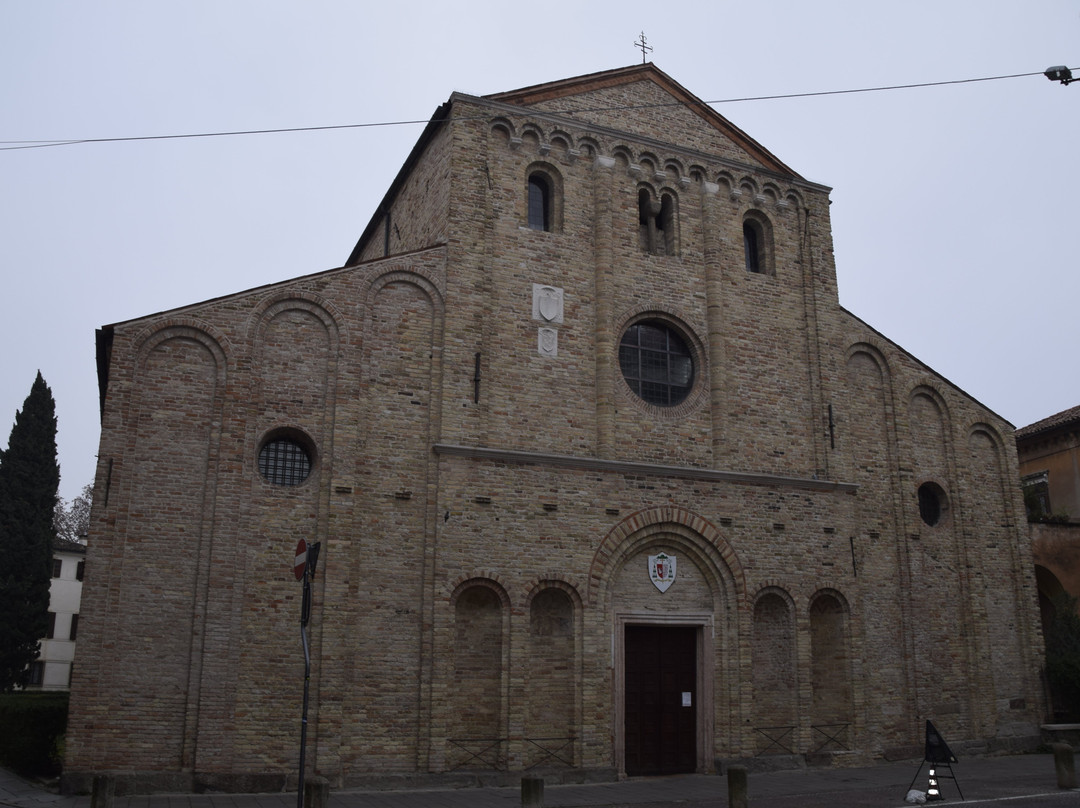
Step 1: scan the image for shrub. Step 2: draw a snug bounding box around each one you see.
[0,692,68,778]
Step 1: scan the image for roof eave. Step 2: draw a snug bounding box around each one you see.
[344,100,453,267]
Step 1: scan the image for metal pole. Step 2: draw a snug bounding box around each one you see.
[297,566,312,808]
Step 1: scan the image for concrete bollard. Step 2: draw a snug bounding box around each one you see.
[90,775,114,808]
[727,764,748,808]
[521,774,544,807]
[1051,743,1077,790]
[303,775,330,808]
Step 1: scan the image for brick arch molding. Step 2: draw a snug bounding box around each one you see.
[588,506,746,608]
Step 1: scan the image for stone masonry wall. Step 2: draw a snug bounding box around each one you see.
[66,68,1044,792]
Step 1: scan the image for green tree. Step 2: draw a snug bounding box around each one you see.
[0,372,59,691]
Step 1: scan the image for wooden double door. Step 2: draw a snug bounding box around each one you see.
[624,625,697,775]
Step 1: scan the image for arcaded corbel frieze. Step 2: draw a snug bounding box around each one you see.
[538,142,551,156]
[754,193,768,205]
[653,170,667,183]
[595,155,616,170]
[628,163,643,177]
[567,149,580,163]
[508,136,522,151]
[679,175,692,188]
[703,181,720,196]
[729,187,743,202]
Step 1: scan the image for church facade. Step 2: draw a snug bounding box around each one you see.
[65,65,1044,792]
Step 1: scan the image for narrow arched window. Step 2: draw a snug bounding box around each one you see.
[528,173,552,231]
[744,220,763,273]
[639,189,677,255]
[638,188,655,251]
[659,193,675,255]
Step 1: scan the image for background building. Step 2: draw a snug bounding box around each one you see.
[24,537,85,691]
[1017,405,1080,621]
[65,65,1045,793]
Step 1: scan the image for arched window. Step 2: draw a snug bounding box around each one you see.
[527,588,576,767]
[638,189,677,255]
[659,193,675,254]
[809,592,852,742]
[744,219,764,273]
[752,592,796,750]
[528,172,552,231]
[451,585,505,766]
[918,482,949,526]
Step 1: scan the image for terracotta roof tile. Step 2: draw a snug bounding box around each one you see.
[1015,404,1080,439]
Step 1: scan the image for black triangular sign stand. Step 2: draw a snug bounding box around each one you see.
[925,720,958,764]
[907,721,964,801]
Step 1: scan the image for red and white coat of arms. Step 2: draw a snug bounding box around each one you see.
[648,552,676,593]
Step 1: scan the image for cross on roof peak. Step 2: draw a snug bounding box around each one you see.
[634,31,653,64]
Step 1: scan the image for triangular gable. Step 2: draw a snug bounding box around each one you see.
[486,63,801,179]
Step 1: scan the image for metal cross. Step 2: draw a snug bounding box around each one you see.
[634,31,652,64]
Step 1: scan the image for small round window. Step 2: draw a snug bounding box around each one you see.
[618,319,694,407]
[918,482,947,527]
[258,434,313,486]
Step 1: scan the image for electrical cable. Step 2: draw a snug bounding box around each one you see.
[0,68,1067,153]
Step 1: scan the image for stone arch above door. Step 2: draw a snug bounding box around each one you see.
[588,506,746,609]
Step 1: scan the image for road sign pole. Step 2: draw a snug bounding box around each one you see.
[297,611,310,808]
[295,541,319,808]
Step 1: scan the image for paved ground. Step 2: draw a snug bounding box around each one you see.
[2,753,1077,808]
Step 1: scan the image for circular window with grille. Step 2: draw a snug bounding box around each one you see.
[618,319,695,407]
[258,431,314,486]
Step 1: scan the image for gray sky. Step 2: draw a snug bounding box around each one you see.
[3,1,1078,502]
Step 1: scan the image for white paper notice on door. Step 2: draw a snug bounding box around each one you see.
[682,692,692,707]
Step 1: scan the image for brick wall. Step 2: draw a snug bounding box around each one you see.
[65,66,1044,792]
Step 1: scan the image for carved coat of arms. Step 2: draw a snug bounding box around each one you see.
[537,327,558,357]
[532,284,564,323]
[648,552,676,593]
[538,287,561,321]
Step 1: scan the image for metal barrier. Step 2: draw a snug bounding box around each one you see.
[448,735,577,771]
[753,725,796,755]
[448,737,507,771]
[811,723,851,752]
[524,735,575,769]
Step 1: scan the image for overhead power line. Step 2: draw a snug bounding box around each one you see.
[0,68,1065,153]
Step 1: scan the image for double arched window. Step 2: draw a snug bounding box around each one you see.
[638,189,676,255]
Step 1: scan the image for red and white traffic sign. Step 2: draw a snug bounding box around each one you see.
[294,538,308,581]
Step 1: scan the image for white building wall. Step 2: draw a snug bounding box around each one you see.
[34,547,85,690]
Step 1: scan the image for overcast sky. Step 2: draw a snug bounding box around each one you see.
[3,1,1078,502]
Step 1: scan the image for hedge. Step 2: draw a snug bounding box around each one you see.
[0,692,69,778]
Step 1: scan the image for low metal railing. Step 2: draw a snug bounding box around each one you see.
[448,737,507,771]
[524,735,575,769]
[448,735,577,771]
[811,722,851,752]
[753,725,796,755]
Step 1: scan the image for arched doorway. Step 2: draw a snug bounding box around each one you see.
[593,508,743,776]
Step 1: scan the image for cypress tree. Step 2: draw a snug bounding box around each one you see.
[0,372,59,691]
